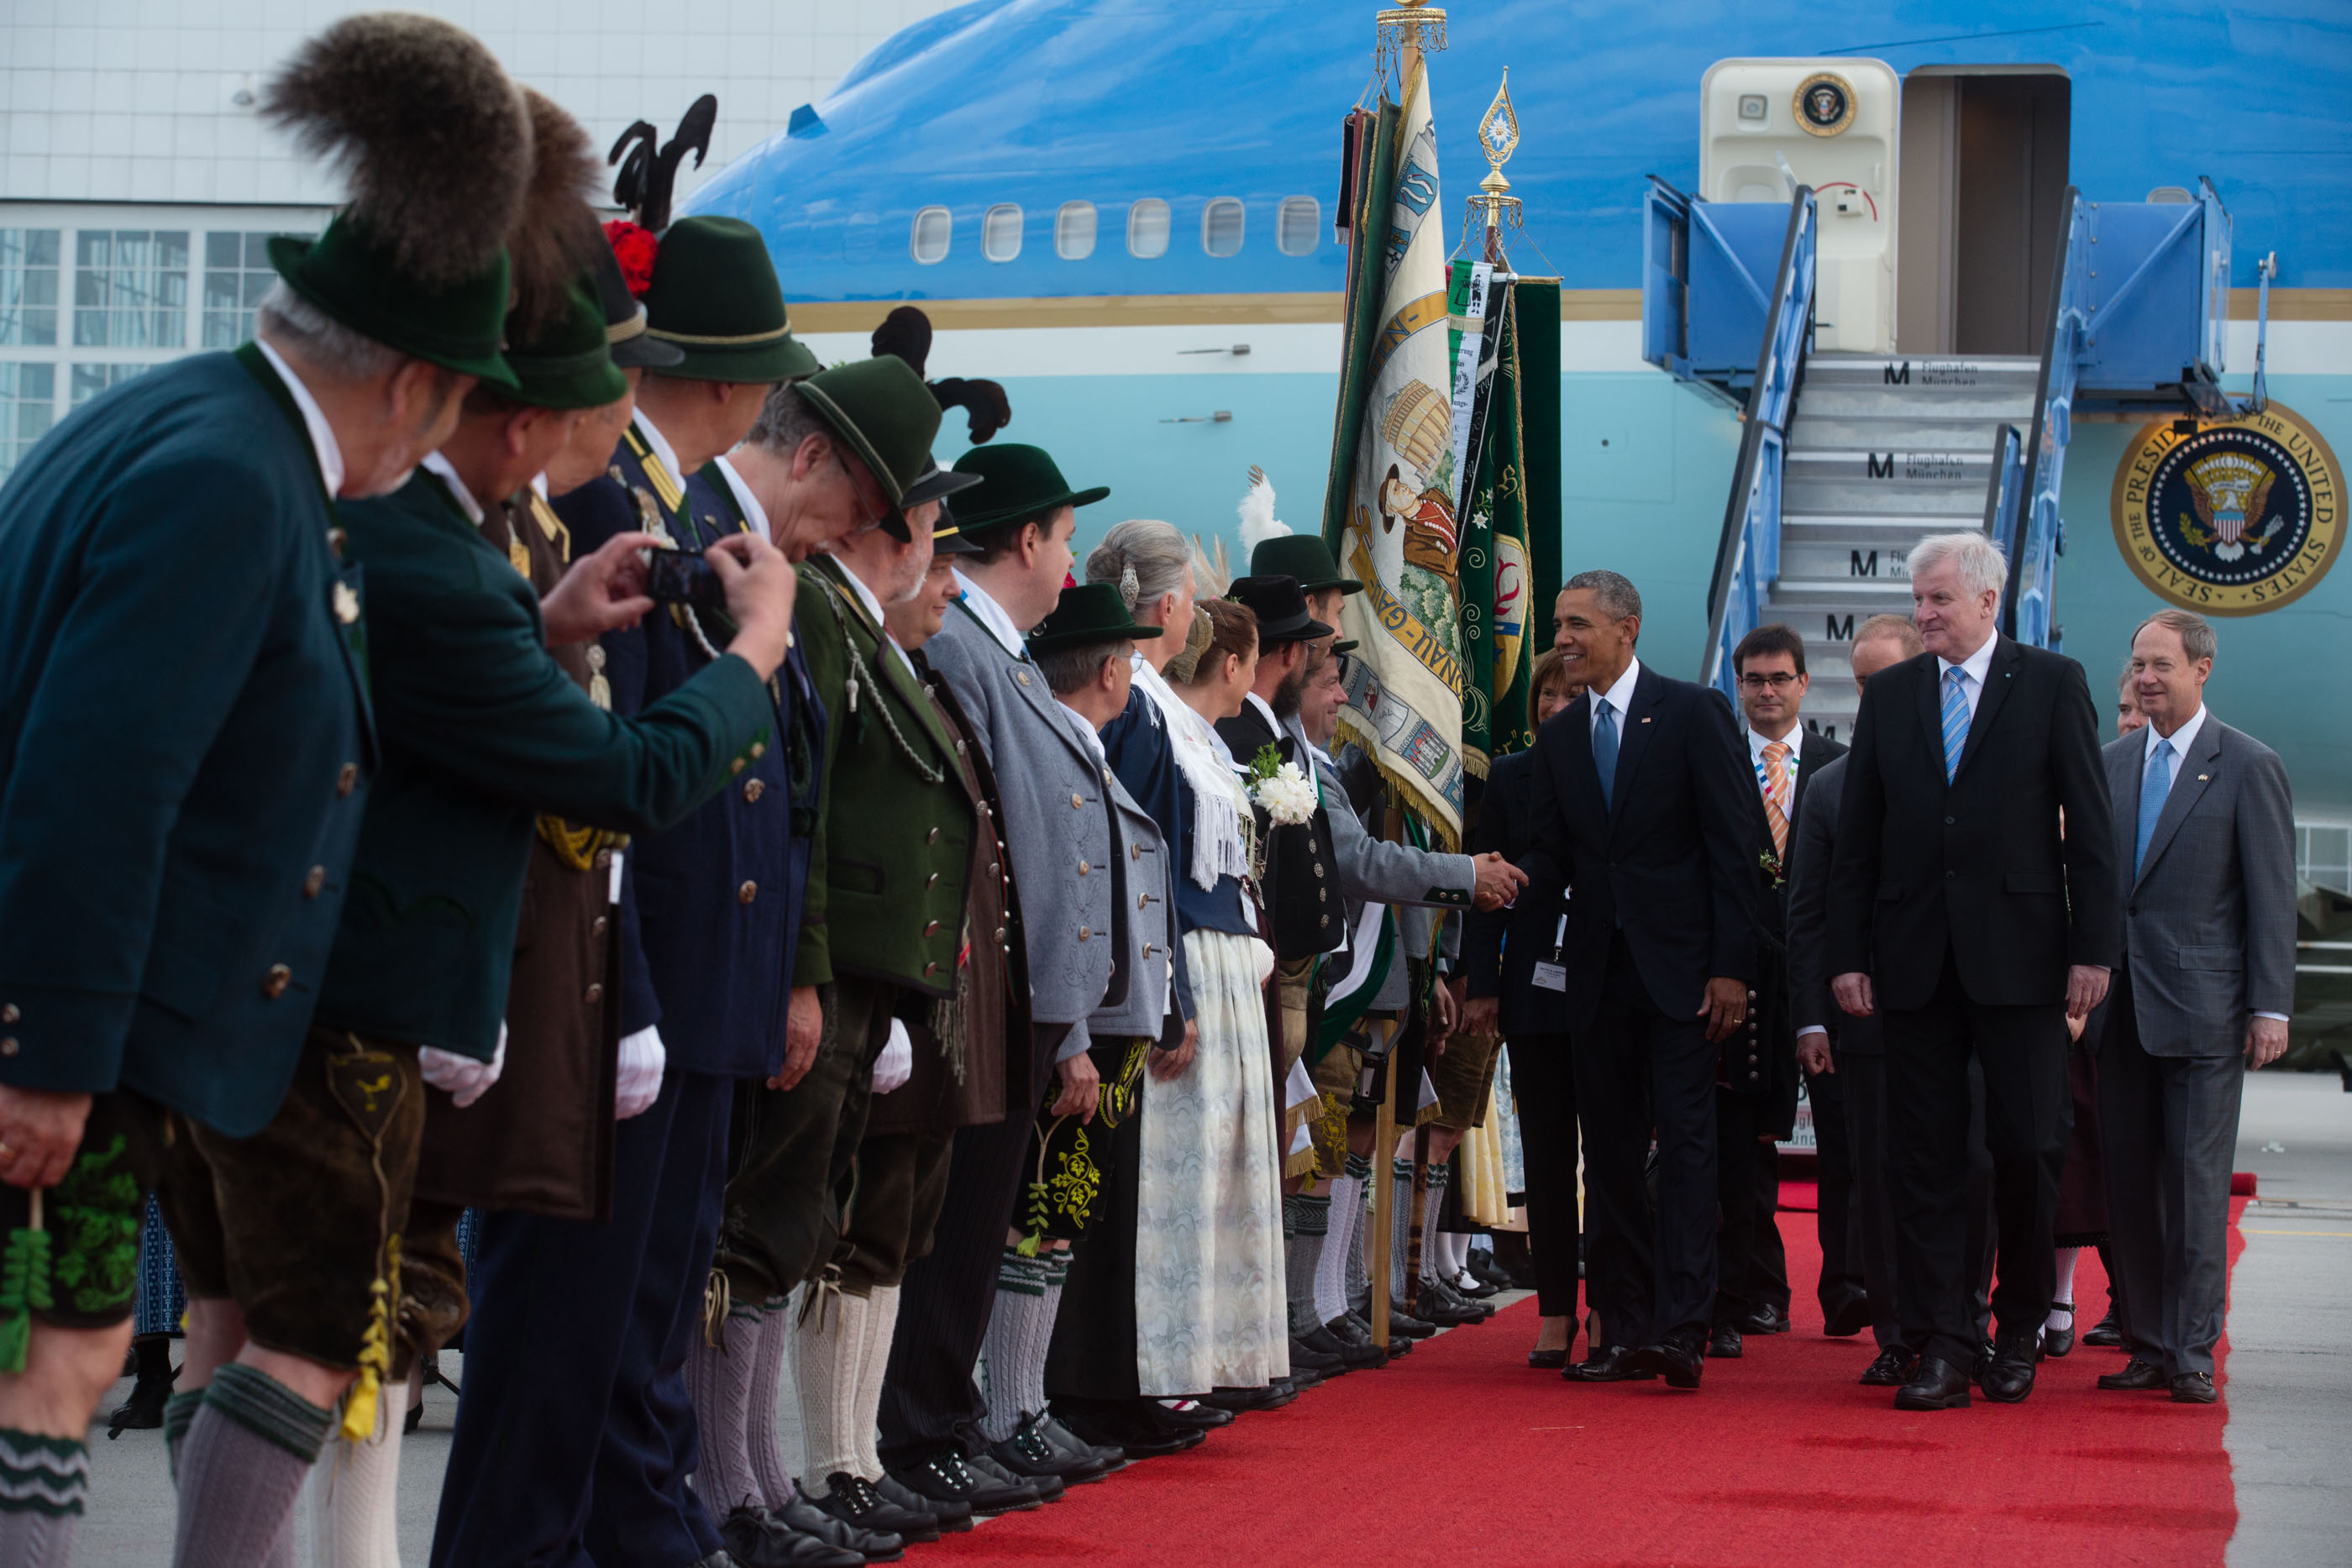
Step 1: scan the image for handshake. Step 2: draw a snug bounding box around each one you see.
[538,530,804,681]
[1473,852,1527,911]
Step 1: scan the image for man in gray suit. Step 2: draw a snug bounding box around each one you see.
[2094,608,2295,1404]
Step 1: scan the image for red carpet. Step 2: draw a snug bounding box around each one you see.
[928,1201,2247,1566]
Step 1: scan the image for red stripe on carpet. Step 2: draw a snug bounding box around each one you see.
[929,1200,2249,1566]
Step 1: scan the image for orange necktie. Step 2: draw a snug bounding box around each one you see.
[1762,740,1791,861]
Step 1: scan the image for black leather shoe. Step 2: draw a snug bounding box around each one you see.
[2170,1371,2218,1404]
[1893,1356,1971,1410]
[1302,1321,1378,1371]
[1980,1330,2040,1403]
[1635,1340,1704,1388]
[1037,1413,1125,1476]
[968,1450,1059,1503]
[1384,1303,1438,1340]
[1200,1385,1289,1414]
[990,1411,1106,1484]
[1157,1397,1237,1427]
[1323,1314,1392,1367]
[1287,1335,1347,1376]
[721,1506,868,1568]
[2043,1303,2077,1359]
[1564,1345,1656,1383]
[106,1335,176,1437]
[876,1472,969,1533]
[1526,1347,1569,1370]
[779,1496,902,1563]
[2082,1309,2125,1350]
[2097,1356,2168,1392]
[1736,1302,1788,1335]
[1859,1348,1918,1387]
[1410,1284,1483,1327]
[1706,1324,1743,1360]
[1822,1293,1873,1340]
[816,1475,939,1544]
[1968,1338,1998,1385]
[1052,1399,1200,1459]
[889,1445,1041,1516]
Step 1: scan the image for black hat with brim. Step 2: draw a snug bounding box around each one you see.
[1251,532,1362,595]
[588,231,682,370]
[948,443,1108,536]
[504,285,630,411]
[641,216,818,384]
[902,458,984,511]
[1027,582,1164,654]
[1226,573,1334,645]
[270,221,518,391]
[931,480,984,555]
[796,356,949,540]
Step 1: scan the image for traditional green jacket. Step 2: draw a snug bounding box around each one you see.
[793,554,976,994]
[316,467,774,1058]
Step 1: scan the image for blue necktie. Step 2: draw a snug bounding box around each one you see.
[1940,667,1970,783]
[1593,699,1619,811]
[2136,737,2175,874]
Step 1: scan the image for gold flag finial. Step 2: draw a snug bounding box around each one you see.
[1466,71,1524,251]
[1375,3,1447,80]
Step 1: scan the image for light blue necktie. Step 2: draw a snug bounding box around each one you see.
[1940,667,1971,783]
[2136,737,2175,874]
[1593,698,1619,810]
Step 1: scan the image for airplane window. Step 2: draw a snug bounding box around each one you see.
[1056,202,1098,260]
[1203,197,1245,259]
[1128,199,1170,260]
[1277,196,1320,256]
[911,206,951,265]
[983,204,1023,263]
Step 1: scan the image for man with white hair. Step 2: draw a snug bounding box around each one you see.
[1826,531,2119,1411]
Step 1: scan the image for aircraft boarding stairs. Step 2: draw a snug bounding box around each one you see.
[1641,175,2264,726]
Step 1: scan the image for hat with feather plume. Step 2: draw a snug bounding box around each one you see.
[260,13,531,388]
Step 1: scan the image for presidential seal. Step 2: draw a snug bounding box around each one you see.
[2112,402,2342,615]
[1794,72,1857,136]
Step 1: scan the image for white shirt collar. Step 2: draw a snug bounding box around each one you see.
[1591,656,1641,724]
[711,454,770,541]
[254,337,346,497]
[1057,700,1108,763]
[1937,633,1998,690]
[2147,704,2208,763]
[1748,725,1802,768]
[528,471,549,500]
[1244,690,1282,739]
[419,450,484,525]
[633,411,685,490]
[953,568,1029,658]
[831,553,918,678]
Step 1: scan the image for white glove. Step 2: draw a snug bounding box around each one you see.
[871,1018,913,1094]
[418,1025,507,1109]
[615,1025,666,1120]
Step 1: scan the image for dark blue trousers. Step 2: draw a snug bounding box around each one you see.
[430,1067,732,1568]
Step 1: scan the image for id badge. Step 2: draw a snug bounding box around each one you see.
[1531,961,1568,992]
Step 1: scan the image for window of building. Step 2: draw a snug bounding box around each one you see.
[1054,202,1097,260]
[73,231,189,349]
[0,362,55,481]
[1201,197,1246,259]
[70,362,157,407]
[2299,824,2352,893]
[981,204,1023,263]
[0,231,61,348]
[202,232,302,349]
[1127,198,1170,260]
[1277,196,1321,257]
[911,207,952,265]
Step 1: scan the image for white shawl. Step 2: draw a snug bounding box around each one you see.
[1132,654,1252,891]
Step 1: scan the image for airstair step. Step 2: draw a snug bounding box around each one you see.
[1799,354,2041,391]
[1788,414,2030,450]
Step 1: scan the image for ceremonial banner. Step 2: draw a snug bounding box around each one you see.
[1452,263,1534,770]
[1321,66,1466,846]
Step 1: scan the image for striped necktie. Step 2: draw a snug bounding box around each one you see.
[1761,740,1792,859]
[1940,667,1970,783]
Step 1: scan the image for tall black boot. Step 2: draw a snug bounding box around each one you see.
[105,1333,176,1438]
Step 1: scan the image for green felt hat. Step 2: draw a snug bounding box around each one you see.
[948,443,1109,537]
[503,285,629,411]
[269,218,518,391]
[1026,582,1163,654]
[641,217,819,383]
[1250,532,1362,595]
[795,356,949,538]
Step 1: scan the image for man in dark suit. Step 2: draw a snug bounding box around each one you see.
[1710,625,1846,1359]
[1829,531,2120,1410]
[2094,609,2294,1404]
[1524,570,1761,1389]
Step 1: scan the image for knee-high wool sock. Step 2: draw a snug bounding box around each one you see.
[172,1363,335,1568]
[1342,1152,1374,1314]
[0,1428,88,1567]
[688,1302,766,1517]
[1389,1160,1419,1299]
[746,1303,798,1509]
[795,1287,870,1497]
[978,1249,1058,1443]
[305,1374,402,1568]
[164,1390,204,1483]
[1315,1177,1357,1327]
[1283,1193,1330,1336]
[853,1284,900,1482]
[1415,1167,1451,1285]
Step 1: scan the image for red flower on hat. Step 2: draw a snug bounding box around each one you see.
[1064,569,1079,590]
[603,220,659,297]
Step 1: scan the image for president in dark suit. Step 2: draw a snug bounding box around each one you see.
[2094,609,2294,1404]
[1523,571,1761,1389]
[1828,531,2120,1410]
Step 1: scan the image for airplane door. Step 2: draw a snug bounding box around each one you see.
[1700,58,1898,354]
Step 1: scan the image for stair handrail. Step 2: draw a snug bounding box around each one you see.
[1703,187,1816,696]
[1981,422,2027,568]
[2005,186,2086,649]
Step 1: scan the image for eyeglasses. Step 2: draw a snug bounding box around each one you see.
[1738,672,1801,690]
